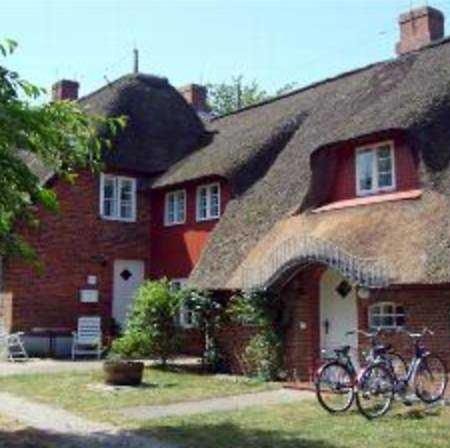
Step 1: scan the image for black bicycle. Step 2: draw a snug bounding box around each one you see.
[315,329,407,413]
[356,327,448,419]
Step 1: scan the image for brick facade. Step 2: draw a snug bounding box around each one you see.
[216,267,450,381]
[3,170,151,336]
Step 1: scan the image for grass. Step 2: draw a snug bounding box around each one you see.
[0,366,276,425]
[0,368,448,448]
[137,400,450,448]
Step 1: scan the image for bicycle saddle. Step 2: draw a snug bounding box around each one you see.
[373,343,392,354]
[335,345,351,355]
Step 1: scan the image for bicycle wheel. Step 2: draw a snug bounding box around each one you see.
[356,363,395,419]
[415,354,448,403]
[315,361,355,413]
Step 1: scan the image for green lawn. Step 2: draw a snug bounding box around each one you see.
[137,400,450,448]
[0,366,276,425]
[0,368,448,448]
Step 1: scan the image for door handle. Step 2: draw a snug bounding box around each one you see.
[324,319,330,335]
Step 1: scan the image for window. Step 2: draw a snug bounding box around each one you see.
[369,302,405,330]
[356,142,395,196]
[171,279,198,329]
[164,190,186,226]
[100,174,136,221]
[196,183,221,221]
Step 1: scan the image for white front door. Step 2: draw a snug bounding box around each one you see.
[113,260,145,329]
[320,269,358,357]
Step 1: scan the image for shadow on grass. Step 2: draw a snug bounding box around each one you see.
[137,421,339,448]
[0,426,156,448]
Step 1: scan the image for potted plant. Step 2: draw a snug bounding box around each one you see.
[104,333,144,386]
[103,279,183,385]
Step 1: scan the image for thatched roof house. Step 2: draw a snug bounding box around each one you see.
[155,34,450,291]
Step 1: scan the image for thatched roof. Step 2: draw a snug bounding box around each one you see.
[27,73,209,183]
[79,73,208,174]
[155,37,450,289]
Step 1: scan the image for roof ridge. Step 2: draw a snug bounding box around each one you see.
[77,72,169,104]
[212,36,450,122]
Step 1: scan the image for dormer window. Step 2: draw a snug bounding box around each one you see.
[100,173,136,222]
[356,142,395,196]
[196,183,221,221]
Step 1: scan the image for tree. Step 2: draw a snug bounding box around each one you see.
[207,75,268,116]
[207,76,298,116]
[0,40,124,260]
[113,279,183,366]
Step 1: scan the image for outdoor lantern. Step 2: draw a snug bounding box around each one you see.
[357,286,371,300]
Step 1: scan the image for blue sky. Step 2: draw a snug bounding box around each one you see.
[3,0,450,99]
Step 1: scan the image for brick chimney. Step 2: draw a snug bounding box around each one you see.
[396,6,445,55]
[178,84,210,114]
[51,79,79,101]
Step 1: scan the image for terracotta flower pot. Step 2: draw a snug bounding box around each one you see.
[103,360,144,386]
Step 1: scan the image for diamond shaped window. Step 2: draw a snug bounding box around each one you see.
[120,269,132,281]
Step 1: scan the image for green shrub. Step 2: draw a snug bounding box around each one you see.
[111,279,183,365]
[242,330,281,381]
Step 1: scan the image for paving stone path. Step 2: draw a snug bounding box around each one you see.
[0,392,177,448]
[123,389,313,420]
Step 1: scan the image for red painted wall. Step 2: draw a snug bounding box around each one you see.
[316,133,419,204]
[150,177,231,279]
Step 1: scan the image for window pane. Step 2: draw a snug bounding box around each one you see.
[103,177,116,217]
[104,178,115,199]
[377,146,393,188]
[167,194,175,223]
[357,150,374,192]
[396,315,405,327]
[198,188,208,219]
[210,185,219,217]
[378,173,393,188]
[103,199,116,217]
[120,180,132,201]
[120,202,132,218]
[372,316,381,327]
[176,192,185,222]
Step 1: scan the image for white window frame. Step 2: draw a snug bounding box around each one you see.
[368,302,405,330]
[355,141,396,197]
[99,173,137,222]
[171,278,197,329]
[164,189,187,226]
[196,182,221,222]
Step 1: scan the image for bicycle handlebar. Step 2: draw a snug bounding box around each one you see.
[346,329,380,338]
[399,327,434,339]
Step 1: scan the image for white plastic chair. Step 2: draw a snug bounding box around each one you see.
[71,317,103,360]
[0,328,28,361]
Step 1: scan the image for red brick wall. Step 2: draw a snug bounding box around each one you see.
[150,177,231,279]
[216,325,261,374]
[358,286,450,365]
[206,274,450,380]
[314,133,419,205]
[3,170,151,335]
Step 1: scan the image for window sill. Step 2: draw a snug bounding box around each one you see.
[312,189,422,214]
[100,215,136,223]
[196,216,220,223]
[164,221,186,227]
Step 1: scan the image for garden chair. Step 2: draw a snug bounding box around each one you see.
[0,328,29,361]
[71,316,103,360]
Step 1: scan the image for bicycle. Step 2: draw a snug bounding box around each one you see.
[315,329,407,413]
[356,327,448,419]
